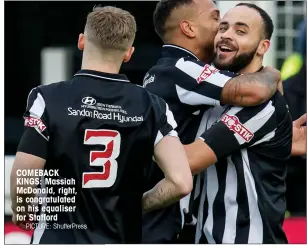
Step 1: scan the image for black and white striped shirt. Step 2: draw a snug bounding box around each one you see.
[196,91,292,244]
[142,44,238,243]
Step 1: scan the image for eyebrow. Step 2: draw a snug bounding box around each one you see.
[235,22,250,29]
[220,21,250,29]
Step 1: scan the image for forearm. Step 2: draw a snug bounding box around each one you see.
[10,169,20,212]
[10,168,38,213]
[221,69,279,106]
[148,136,192,212]
[10,168,39,231]
[184,140,218,175]
[142,179,185,213]
[10,152,45,214]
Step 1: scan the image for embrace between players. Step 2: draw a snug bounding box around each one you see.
[10,0,306,244]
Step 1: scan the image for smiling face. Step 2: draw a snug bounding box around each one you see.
[213,5,270,72]
[192,0,220,54]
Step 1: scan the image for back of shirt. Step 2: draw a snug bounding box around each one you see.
[18,70,177,244]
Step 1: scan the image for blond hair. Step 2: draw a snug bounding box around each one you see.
[85,6,137,52]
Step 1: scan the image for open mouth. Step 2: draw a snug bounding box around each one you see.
[217,43,237,55]
[219,45,234,52]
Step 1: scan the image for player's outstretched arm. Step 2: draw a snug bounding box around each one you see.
[221,66,281,106]
[185,101,280,174]
[186,117,298,174]
[184,139,218,175]
[142,136,193,213]
[10,152,46,230]
[173,59,280,108]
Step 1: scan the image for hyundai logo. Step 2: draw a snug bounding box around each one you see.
[82,97,96,106]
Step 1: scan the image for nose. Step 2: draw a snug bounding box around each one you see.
[220,29,233,41]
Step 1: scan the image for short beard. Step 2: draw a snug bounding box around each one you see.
[213,46,258,73]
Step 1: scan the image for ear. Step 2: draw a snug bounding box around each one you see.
[257,39,270,56]
[77,33,85,51]
[123,46,135,63]
[179,20,196,38]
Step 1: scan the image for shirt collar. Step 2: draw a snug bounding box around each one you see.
[74,69,130,83]
[162,44,200,61]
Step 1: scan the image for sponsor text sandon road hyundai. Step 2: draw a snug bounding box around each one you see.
[68,107,144,123]
[81,96,128,114]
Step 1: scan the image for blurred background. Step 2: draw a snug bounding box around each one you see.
[4,0,306,244]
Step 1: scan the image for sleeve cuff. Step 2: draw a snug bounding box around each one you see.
[154,130,178,147]
[199,122,240,159]
[17,128,48,159]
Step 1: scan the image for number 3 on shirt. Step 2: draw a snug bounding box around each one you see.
[82,129,121,188]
